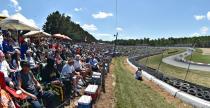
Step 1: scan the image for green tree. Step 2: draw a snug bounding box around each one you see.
[43,11,96,42]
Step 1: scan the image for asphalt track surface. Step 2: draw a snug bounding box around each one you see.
[162,50,210,72]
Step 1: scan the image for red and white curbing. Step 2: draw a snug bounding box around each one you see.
[127,58,210,108]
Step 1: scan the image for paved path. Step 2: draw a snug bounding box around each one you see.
[162,50,210,72]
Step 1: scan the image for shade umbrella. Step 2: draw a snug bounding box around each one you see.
[0,18,39,31]
[53,33,65,39]
[62,35,72,40]
[23,31,51,38]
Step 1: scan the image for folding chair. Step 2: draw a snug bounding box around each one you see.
[0,72,28,108]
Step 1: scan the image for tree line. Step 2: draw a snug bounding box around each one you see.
[43,11,96,42]
[111,36,210,47]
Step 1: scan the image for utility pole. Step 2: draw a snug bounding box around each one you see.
[114,32,118,54]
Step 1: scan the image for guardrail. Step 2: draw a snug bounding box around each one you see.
[128,55,210,108]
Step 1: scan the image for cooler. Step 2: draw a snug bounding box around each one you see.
[91,75,101,85]
[93,72,101,76]
[78,95,92,108]
[85,84,99,101]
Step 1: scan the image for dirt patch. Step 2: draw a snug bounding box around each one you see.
[123,59,192,108]
[94,62,115,108]
[200,48,210,55]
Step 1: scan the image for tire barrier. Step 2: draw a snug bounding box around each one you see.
[128,54,210,107]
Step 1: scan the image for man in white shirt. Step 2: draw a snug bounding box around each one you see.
[0,50,17,87]
[73,55,88,78]
[61,58,76,77]
[61,58,82,96]
[73,55,82,71]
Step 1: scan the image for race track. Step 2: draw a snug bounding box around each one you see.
[162,50,210,72]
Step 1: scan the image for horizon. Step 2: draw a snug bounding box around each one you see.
[1,0,210,41]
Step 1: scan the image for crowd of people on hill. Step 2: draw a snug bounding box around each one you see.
[0,30,113,108]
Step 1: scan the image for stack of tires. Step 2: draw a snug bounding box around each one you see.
[165,79,210,101]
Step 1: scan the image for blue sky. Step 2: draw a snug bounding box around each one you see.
[1,0,210,41]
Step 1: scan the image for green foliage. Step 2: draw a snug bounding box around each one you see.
[114,36,210,47]
[43,11,96,42]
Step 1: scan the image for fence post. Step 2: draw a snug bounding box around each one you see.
[102,61,106,93]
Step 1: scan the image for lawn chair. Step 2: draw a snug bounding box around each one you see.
[0,72,28,108]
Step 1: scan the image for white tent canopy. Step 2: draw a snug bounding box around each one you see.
[0,18,39,31]
[24,31,51,38]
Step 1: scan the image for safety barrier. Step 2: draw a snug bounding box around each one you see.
[127,58,210,108]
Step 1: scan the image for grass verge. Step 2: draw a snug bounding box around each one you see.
[139,48,210,88]
[186,48,210,64]
[113,57,175,108]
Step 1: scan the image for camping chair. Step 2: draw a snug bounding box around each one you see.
[0,72,28,108]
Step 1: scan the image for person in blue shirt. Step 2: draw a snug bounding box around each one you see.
[2,37,15,55]
[88,53,99,71]
[20,40,28,60]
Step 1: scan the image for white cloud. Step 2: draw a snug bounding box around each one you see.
[82,24,97,31]
[0,10,9,17]
[207,11,210,20]
[116,27,123,31]
[10,0,18,6]
[194,15,205,21]
[10,0,22,12]
[200,26,209,34]
[15,6,22,12]
[91,33,113,41]
[92,11,113,19]
[74,8,82,12]
[97,33,112,37]
[192,32,200,36]
[75,21,80,24]
[10,13,38,28]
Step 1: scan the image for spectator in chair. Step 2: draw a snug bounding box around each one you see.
[17,61,59,108]
[88,53,99,71]
[11,49,22,71]
[41,58,72,99]
[26,49,39,74]
[74,55,89,78]
[2,36,15,55]
[0,50,17,87]
[40,58,61,85]
[61,58,82,96]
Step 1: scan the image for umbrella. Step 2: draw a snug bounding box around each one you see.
[24,31,51,38]
[53,34,65,39]
[0,18,39,31]
[62,35,72,40]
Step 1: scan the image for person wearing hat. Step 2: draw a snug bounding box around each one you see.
[0,50,17,87]
[17,61,59,108]
[26,49,39,72]
[61,58,82,97]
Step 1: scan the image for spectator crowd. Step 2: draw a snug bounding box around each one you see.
[0,30,113,108]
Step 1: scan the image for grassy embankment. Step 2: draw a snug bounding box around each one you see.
[113,57,176,108]
[139,48,210,88]
[186,48,210,64]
